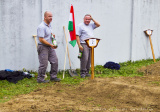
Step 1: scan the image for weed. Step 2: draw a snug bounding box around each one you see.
[151,81,160,86]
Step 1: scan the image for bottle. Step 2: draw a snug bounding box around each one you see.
[78,50,83,58]
[51,33,58,48]
[52,38,58,47]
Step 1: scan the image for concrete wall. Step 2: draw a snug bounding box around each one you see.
[0,0,41,70]
[131,0,160,61]
[0,0,160,71]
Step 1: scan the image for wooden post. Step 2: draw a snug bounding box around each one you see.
[144,29,156,62]
[91,46,94,79]
[149,35,156,62]
[62,26,69,79]
[32,35,38,49]
[84,38,101,80]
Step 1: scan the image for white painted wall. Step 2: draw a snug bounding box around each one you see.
[131,0,160,61]
[0,0,160,71]
[0,0,41,70]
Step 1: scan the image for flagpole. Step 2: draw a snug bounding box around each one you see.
[63,26,69,79]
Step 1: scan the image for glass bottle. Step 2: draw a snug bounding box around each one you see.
[51,33,58,48]
[78,50,83,58]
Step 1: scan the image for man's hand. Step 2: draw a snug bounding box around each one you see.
[89,15,100,27]
[39,37,57,49]
[88,14,93,20]
[51,33,55,38]
[76,35,83,51]
[51,45,57,49]
[79,45,83,51]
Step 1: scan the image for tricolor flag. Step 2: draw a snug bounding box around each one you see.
[68,4,76,47]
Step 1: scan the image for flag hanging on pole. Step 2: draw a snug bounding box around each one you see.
[68,4,76,47]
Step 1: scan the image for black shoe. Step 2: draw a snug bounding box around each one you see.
[37,80,49,83]
[81,75,85,78]
[86,74,91,77]
[50,77,61,82]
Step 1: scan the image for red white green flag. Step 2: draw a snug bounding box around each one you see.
[68,4,76,47]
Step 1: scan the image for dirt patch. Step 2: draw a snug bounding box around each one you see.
[1,62,160,112]
[138,61,160,76]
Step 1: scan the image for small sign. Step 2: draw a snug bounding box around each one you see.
[89,39,96,46]
[147,30,152,35]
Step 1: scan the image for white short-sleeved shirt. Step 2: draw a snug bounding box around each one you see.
[37,21,52,45]
[76,22,96,43]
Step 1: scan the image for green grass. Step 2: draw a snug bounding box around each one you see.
[94,59,159,77]
[0,59,159,103]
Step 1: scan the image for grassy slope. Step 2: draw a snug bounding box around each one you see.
[0,59,159,103]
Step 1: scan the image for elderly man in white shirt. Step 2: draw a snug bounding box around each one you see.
[76,14,100,78]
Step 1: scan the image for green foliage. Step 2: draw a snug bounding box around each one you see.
[0,59,159,103]
[0,69,86,103]
[94,59,159,78]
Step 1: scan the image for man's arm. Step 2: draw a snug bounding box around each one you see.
[39,37,56,49]
[90,15,100,27]
[92,18,100,27]
[76,35,83,51]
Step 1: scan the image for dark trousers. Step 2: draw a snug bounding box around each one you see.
[37,44,58,82]
[80,43,91,76]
